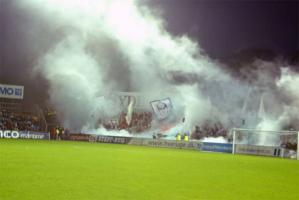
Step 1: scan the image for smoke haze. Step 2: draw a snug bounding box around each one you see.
[3,0,299,144]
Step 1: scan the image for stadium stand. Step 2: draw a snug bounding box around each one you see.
[104,111,153,133]
[0,109,41,131]
[192,122,228,139]
[0,84,47,132]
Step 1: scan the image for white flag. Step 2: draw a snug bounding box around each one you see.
[150,98,173,120]
[258,93,266,119]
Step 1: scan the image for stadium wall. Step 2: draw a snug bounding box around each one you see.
[96,135,132,144]
[59,133,297,159]
[128,138,202,150]
[62,133,92,142]
[62,133,202,150]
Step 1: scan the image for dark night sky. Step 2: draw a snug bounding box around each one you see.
[147,0,299,59]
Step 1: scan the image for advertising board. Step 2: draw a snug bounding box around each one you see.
[235,144,282,157]
[201,142,233,153]
[0,84,24,99]
[0,130,49,140]
[62,133,92,141]
[129,138,202,149]
[96,135,132,144]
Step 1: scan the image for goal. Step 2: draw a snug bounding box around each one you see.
[231,128,299,160]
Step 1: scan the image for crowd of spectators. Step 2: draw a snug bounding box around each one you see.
[0,109,41,131]
[103,112,228,137]
[102,119,118,130]
[192,122,228,139]
[129,112,152,132]
[103,111,153,133]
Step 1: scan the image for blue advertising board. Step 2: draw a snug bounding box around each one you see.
[18,131,50,140]
[201,142,233,153]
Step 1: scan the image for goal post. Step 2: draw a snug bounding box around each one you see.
[231,128,299,160]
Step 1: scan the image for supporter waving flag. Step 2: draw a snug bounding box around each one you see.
[150,98,173,120]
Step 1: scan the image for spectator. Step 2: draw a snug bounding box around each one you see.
[56,127,60,140]
[0,109,41,131]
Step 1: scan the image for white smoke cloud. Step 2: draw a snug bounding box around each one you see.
[83,126,132,137]
[202,137,227,144]
[15,0,299,144]
[16,0,224,129]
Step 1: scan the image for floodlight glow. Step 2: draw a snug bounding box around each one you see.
[105,1,149,43]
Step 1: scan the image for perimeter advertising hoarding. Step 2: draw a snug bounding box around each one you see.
[235,144,281,157]
[0,130,49,140]
[129,138,202,149]
[201,142,233,153]
[96,135,132,144]
[0,84,24,99]
[62,134,92,141]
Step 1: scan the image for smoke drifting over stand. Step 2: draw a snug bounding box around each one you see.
[7,0,299,143]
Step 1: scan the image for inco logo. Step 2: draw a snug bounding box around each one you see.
[0,130,20,139]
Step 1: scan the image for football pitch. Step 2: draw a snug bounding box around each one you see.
[0,139,298,200]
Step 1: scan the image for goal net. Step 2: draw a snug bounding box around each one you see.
[231,128,298,160]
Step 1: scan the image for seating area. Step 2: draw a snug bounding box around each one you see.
[192,122,228,139]
[101,111,153,133]
[0,109,41,131]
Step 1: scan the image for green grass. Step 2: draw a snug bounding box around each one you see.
[0,139,298,200]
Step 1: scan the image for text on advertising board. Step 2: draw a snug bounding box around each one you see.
[201,142,233,153]
[0,130,19,138]
[0,84,24,99]
[0,130,50,140]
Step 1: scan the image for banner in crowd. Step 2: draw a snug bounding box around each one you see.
[0,84,24,99]
[129,138,202,149]
[235,144,282,157]
[0,130,49,140]
[201,142,233,153]
[150,98,173,120]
